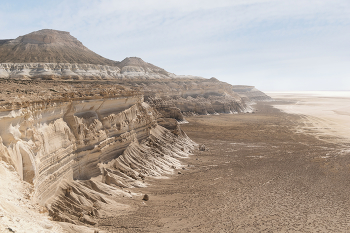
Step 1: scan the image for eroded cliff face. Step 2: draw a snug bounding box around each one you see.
[231,85,272,102]
[0,88,196,229]
[143,78,252,117]
[0,63,121,80]
[0,29,271,232]
[0,62,205,80]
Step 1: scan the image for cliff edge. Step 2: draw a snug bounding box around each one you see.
[0,29,271,232]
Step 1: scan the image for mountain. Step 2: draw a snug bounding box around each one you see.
[0,29,117,65]
[0,29,272,232]
[115,56,173,77]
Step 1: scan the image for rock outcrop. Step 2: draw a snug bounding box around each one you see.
[0,61,204,80]
[0,29,271,232]
[144,78,251,117]
[231,85,272,102]
[0,62,122,80]
[0,82,196,227]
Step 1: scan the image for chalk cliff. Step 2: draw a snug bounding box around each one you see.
[232,85,271,102]
[0,29,271,232]
[0,81,196,230]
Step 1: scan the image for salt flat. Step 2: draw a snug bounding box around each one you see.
[267,91,350,144]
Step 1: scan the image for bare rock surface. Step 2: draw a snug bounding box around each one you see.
[0,29,117,65]
[98,102,350,232]
[0,29,272,232]
[232,85,272,101]
[0,79,197,232]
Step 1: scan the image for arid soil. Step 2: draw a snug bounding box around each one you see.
[268,91,350,144]
[97,101,350,232]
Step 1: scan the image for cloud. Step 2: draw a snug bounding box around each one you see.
[0,0,349,90]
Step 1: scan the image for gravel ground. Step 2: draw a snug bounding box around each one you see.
[99,102,350,232]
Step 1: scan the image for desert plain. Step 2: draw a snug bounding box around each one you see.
[97,92,350,232]
[1,29,349,233]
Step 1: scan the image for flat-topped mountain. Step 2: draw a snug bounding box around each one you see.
[0,29,117,65]
[0,29,206,80]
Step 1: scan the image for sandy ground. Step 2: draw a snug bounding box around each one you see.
[267,91,350,144]
[98,98,350,232]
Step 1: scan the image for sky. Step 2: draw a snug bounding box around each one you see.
[0,0,349,91]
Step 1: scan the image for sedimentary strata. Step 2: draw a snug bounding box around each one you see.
[0,89,196,226]
[232,85,272,102]
[0,60,204,80]
[0,29,271,232]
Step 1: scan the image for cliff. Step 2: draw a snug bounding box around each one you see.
[232,85,272,102]
[0,80,196,231]
[0,29,271,232]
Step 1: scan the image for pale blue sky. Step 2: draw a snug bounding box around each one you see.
[1,0,349,90]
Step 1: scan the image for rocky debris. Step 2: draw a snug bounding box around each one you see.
[199,144,207,151]
[80,215,97,225]
[65,187,72,197]
[142,194,149,201]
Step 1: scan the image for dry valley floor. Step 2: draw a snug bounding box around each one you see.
[99,102,350,232]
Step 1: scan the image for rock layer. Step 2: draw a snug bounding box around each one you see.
[144,78,251,116]
[0,91,196,225]
[0,29,271,231]
[0,61,204,80]
[232,85,271,101]
[0,29,117,65]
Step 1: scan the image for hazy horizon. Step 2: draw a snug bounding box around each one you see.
[1,0,349,91]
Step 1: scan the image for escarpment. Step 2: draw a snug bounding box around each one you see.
[0,29,272,231]
[0,83,196,227]
[143,78,251,117]
[232,85,271,102]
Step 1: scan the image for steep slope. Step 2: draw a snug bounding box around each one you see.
[0,80,196,231]
[0,29,117,65]
[142,78,250,117]
[0,29,272,232]
[117,57,169,77]
[232,85,272,101]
